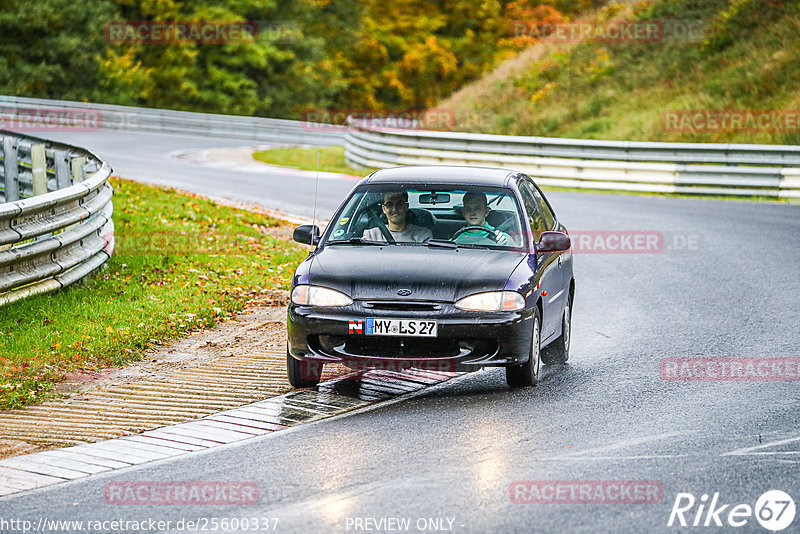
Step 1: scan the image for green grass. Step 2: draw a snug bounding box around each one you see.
[438,0,800,144]
[0,178,307,410]
[252,146,376,176]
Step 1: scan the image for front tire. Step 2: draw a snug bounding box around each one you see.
[506,309,540,388]
[542,292,572,365]
[287,350,322,388]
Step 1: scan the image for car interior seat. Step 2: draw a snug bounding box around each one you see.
[406,208,436,230]
[354,204,437,236]
[486,210,516,230]
[374,207,436,230]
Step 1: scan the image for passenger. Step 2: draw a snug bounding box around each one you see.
[362,191,432,243]
[456,191,511,245]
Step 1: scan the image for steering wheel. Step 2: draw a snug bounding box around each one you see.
[451,225,504,243]
[366,205,396,244]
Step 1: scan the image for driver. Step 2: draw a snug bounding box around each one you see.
[362,191,432,242]
[455,191,511,245]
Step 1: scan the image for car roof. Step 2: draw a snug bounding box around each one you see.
[365,166,518,186]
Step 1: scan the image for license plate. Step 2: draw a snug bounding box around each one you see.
[366,318,437,337]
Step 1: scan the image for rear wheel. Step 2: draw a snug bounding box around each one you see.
[287,350,322,388]
[541,292,572,365]
[506,309,540,388]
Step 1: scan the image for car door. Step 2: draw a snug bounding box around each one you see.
[529,179,570,314]
[518,178,562,342]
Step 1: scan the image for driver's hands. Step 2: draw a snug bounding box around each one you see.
[492,229,509,245]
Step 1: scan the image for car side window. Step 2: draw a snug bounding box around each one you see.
[529,182,555,230]
[518,180,548,240]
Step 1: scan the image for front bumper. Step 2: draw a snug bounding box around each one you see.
[287,301,534,372]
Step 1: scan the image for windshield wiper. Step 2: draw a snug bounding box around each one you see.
[426,239,459,249]
[327,237,385,245]
[425,240,483,249]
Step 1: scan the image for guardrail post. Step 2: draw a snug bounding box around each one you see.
[54,149,71,189]
[71,156,86,183]
[3,137,20,202]
[30,143,47,196]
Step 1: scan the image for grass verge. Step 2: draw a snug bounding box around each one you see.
[536,184,794,203]
[252,146,376,176]
[0,178,307,410]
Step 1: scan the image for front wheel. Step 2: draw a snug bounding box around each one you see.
[541,292,572,365]
[506,309,540,388]
[287,350,322,388]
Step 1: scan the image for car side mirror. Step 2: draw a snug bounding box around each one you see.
[293,224,321,245]
[536,231,571,252]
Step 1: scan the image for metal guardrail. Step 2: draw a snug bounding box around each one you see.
[0,95,345,146]
[5,97,797,196]
[0,130,114,306]
[344,118,800,197]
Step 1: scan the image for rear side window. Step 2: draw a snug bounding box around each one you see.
[518,181,548,239]
[519,179,555,232]
[530,182,556,230]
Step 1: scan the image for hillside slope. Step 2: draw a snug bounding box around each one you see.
[437,0,800,144]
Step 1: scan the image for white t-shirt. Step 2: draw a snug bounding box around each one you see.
[362,223,432,243]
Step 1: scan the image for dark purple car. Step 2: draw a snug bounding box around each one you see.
[287,166,574,388]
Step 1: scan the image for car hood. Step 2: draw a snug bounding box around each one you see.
[308,245,525,302]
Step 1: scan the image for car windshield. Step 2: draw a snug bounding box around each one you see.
[324,184,526,250]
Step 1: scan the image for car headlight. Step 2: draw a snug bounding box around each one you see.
[291,285,353,307]
[455,291,525,312]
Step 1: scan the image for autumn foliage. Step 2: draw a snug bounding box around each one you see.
[0,0,582,118]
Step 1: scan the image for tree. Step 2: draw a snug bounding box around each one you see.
[0,0,116,101]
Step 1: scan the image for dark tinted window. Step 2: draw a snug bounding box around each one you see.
[529,181,556,230]
[517,180,548,240]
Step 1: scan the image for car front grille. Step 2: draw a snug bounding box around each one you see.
[361,301,442,312]
[313,334,496,360]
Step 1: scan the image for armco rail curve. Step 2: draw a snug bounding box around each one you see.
[0,95,345,146]
[0,130,114,306]
[344,118,800,197]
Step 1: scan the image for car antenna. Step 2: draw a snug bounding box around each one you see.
[311,147,321,245]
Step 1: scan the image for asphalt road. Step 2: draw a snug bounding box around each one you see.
[37,130,357,220]
[2,130,799,533]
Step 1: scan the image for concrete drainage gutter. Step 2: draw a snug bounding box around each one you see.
[0,194,462,498]
[0,368,458,497]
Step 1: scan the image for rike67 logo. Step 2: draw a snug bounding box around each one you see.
[668,490,795,531]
